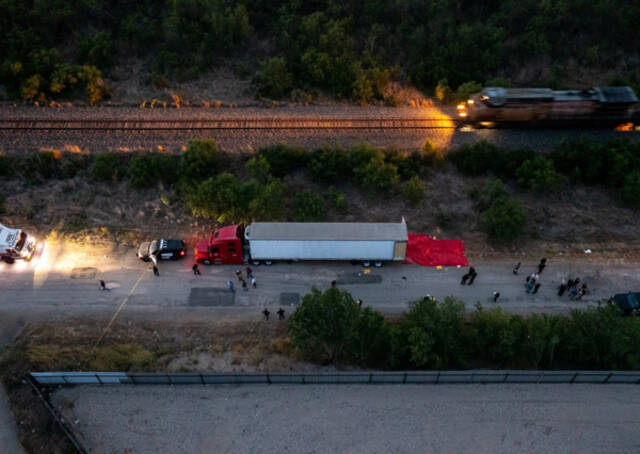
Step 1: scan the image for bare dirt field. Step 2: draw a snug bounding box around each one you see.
[52,383,640,454]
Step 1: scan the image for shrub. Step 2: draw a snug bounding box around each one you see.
[515,156,561,192]
[245,155,271,183]
[435,78,452,103]
[255,57,293,98]
[617,169,640,208]
[77,31,115,67]
[523,314,566,368]
[469,304,525,364]
[91,152,129,181]
[354,152,400,192]
[448,141,502,176]
[326,186,348,214]
[288,287,390,365]
[402,176,426,206]
[180,140,221,182]
[483,195,526,241]
[258,144,308,178]
[250,179,286,221]
[128,153,177,188]
[0,154,17,178]
[293,189,326,222]
[455,81,482,101]
[392,297,467,369]
[21,151,59,182]
[309,146,350,182]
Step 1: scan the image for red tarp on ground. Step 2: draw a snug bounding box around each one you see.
[404,233,469,267]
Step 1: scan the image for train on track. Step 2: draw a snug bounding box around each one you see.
[457,86,639,128]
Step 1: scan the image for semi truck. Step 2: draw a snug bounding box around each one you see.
[0,223,37,264]
[195,219,408,266]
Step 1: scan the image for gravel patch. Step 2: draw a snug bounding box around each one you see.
[53,384,640,454]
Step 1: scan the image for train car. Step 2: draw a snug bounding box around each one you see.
[457,86,638,127]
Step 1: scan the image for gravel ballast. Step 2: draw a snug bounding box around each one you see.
[53,384,640,454]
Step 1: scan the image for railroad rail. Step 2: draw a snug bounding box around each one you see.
[0,118,457,131]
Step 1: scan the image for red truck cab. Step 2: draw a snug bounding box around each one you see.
[194,224,244,265]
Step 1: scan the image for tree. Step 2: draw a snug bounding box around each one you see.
[250,179,286,221]
[255,57,293,98]
[402,176,425,206]
[482,196,526,242]
[455,81,482,101]
[354,152,400,192]
[469,304,525,364]
[245,155,271,183]
[180,140,221,182]
[515,157,561,192]
[394,297,467,369]
[288,287,361,364]
[618,170,640,208]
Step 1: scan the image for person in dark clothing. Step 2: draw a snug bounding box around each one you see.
[153,265,159,276]
[331,280,337,288]
[567,278,575,289]
[558,281,567,297]
[460,274,470,285]
[235,269,242,281]
[537,258,547,274]
[468,267,476,276]
[245,267,253,278]
[262,308,270,321]
[277,308,285,320]
[512,262,521,275]
[493,291,500,302]
[468,269,477,285]
[99,280,109,291]
[192,264,201,275]
[241,278,248,291]
[357,299,363,307]
[532,283,541,294]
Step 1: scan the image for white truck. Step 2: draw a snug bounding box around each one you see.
[243,219,408,266]
[0,223,37,263]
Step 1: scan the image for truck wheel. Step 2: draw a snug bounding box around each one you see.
[252,260,261,266]
[265,260,273,266]
[2,256,15,264]
[374,261,383,268]
[203,259,211,265]
[362,261,371,267]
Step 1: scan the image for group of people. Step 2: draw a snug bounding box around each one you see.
[227,267,257,292]
[262,307,286,321]
[514,258,547,295]
[558,278,588,300]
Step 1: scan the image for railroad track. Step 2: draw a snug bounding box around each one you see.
[0,118,457,131]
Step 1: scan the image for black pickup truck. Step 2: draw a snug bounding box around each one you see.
[137,239,186,261]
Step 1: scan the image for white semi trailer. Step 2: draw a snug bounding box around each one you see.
[244,219,408,266]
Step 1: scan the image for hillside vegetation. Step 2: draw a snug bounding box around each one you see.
[2,0,640,104]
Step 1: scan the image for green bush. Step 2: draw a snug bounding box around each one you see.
[179,140,221,183]
[515,156,561,192]
[435,79,452,103]
[455,81,482,101]
[0,154,17,178]
[77,31,114,67]
[469,305,525,364]
[391,297,467,369]
[128,153,177,188]
[255,57,293,98]
[618,170,640,207]
[258,144,308,178]
[245,155,271,183]
[523,314,566,368]
[326,186,348,214]
[21,151,59,182]
[91,152,129,181]
[354,152,400,192]
[249,179,286,221]
[402,176,426,206]
[482,195,526,241]
[309,146,350,182]
[289,287,390,365]
[293,189,326,222]
[187,173,258,223]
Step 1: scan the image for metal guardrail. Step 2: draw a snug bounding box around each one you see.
[29,371,640,386]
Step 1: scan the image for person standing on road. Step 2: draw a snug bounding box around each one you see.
[251,276,257,288]
[331,280,337,288]
[493,291,500,302]
[532,283,541,294]
[558,279,567,297]
[468,268,478,285]
[245,267,253,278]
[99,280,109,291]
[537,258,547,274]
[227,281,234,293]
[153,265,159,276]
[460,274,469,285]
[512,262,521,275]
[235,269,242,281]
[357,298,363,307]
[192,264,201,275]
[241,278,248,291]
[262,308,270,321]
[526,280,535,293]
[277,308,285,320]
